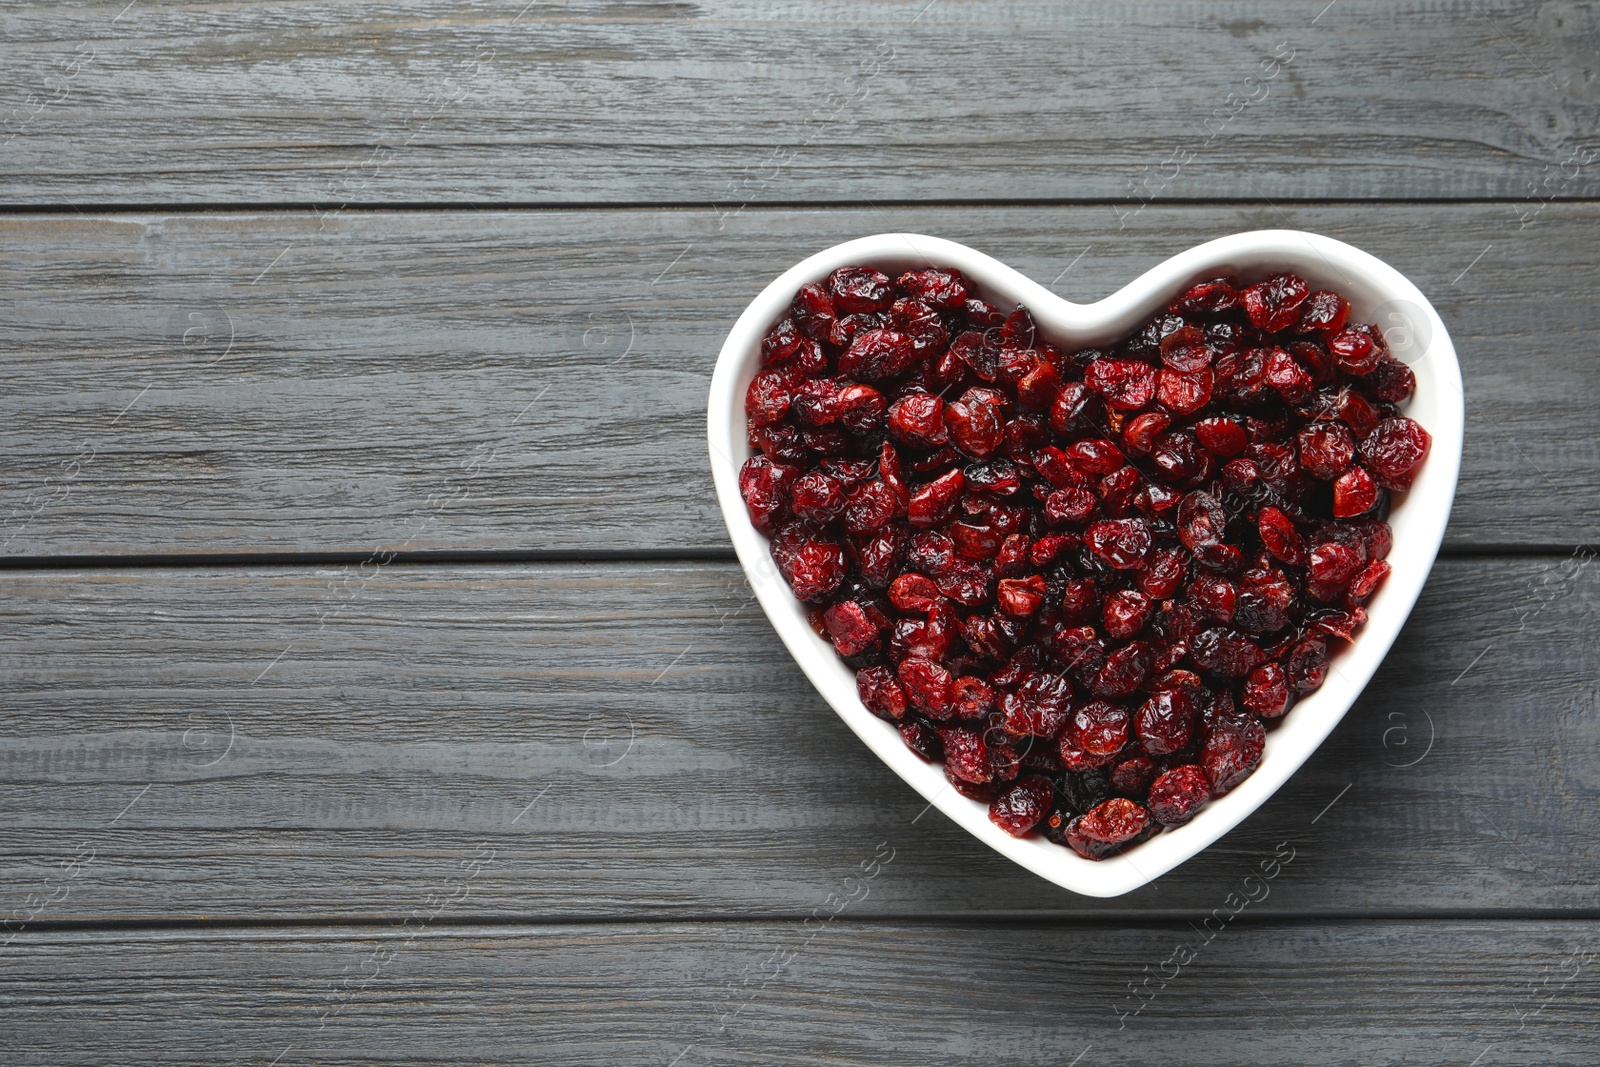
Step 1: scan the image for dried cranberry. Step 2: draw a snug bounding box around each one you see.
[1085,358,1157,411]
[1361,417,1432,491]
[989,774,1055,836]
[1242,273,1310,332]
[828,266,894,313]
[1067,797,1150,859]
[738,455,793,534]
[856,666,908,721]
[1297,421,1356,481]
[1148,765,1212,826]
[1201,711,1266,794]
[1084,518,1153,569]
[897,267,968,310]
[1134,686,1197,755]
[898,721,943,761]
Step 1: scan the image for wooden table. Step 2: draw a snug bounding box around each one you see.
[2,2,1596,1063]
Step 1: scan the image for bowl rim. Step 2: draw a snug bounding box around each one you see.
[707,230,1464,897]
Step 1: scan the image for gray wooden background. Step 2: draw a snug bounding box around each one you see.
[2,2,1597,1064]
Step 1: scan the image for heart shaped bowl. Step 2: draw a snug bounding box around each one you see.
[707,231,1463,897]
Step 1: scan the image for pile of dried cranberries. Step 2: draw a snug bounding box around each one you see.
[739,264,1430,859]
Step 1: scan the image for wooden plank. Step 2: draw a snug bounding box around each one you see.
[0,556,1594,923]
[1,203,1596,559]
[2,920,1595,1064]
[2,1,1596,204]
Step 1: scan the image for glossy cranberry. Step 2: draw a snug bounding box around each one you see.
[1295,290,1351,336]
[1147,765,1212,826]
[1084,358,1157,411]
[1329,326,1380,374]
[1159,324,1215,371]
[1084,518,1153,569]
[898,656,954,716]
[1194,416,1249,457]
[1110,756,1158,797]
[1243,662,1291,718]
[1361,417,1432,491]
[1242,273,1310,332]
[898,721,943,761]
[1067,797,1150,858]
[1202,711,1266,794]
[738,455,793,534]
[856,666,908,721]
[989,775,1055,836]
[1134,686,1197,755]
[938,725,992,784]
[1331,465,1378,518]
[1297,422,1356,481]
[828,266,895,313]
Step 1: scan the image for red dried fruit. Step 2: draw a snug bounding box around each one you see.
[1329,326,1380,374]
[792,282,837,340]
[887,573,942,613]
[1194,416,1249,457]
[1147,765,1212,826]
[1361,416,1432,491]
[1368,356,1416,403]
[789,471,846,523]
[1110,756,1158,797]
[1067,797,1150,858]
[828,266,895,313]
[898,656,954,716]
[1242,273,1310,332]
[1084,518,1153,569]
[1295,290,1351,336]
[1135,686,1197,755]
[856,666,908,721]
[1157,367,1214,414]
[1002,672,1074,738]
[1297,421,1356,481]
[989,775,1055,836]
[898,721,943,761]
[1201,711,1266,794]
[1085,358,1157,411]
[1068,700,1130,756]
[1264,347,1314,403]
[897,267,968,310]
[887,392,948,448]
[908,469,966,528]
[946,388,1005,458]
[1102,589,1153,639]
[997,574,1049,617]
[1332,464,1380,518]
[1242,662,1291,718]
[938,725,992,784]
[1258,506,1306,566]
[1159,324,1215,372]
[1172,278,1239,315]
[950,675,997,720]
[823,600,881,657]
[738,455,793,534]
[1191,627,1264,678]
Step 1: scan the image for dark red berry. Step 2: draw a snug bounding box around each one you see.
[1067,797,1150,859]
[1148,765,1212,826]
[1242,273,1310,332]
[989,775,1055,836]
[1201,711,1266,794]
[1361,417,1432,491]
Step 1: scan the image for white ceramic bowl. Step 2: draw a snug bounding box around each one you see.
[707,231,1463,897]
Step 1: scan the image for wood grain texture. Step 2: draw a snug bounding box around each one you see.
[2,0,1598,205]
[2,203,1597,559]
[0,556,1594,923]
[3,921,1596,1065]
